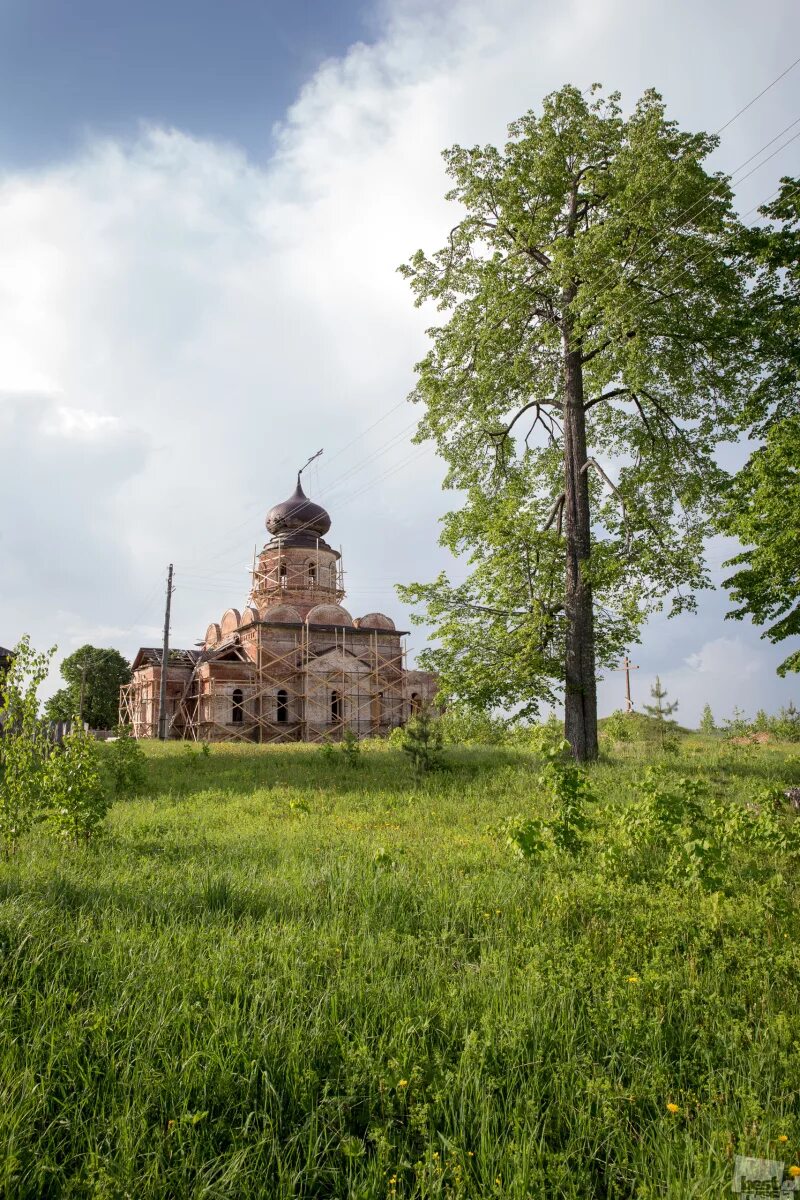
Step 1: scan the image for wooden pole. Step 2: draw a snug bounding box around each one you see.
[158,564,174,740]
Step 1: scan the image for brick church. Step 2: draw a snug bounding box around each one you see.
[121,473,437,742]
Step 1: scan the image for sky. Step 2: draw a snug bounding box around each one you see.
[0,0,798,727]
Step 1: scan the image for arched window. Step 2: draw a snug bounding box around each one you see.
[277,689,289,723]
[331,690,342,724]
[308,562,316,587]
[232,688,244,724]
[410,692,421,716]
[279,563,287,590]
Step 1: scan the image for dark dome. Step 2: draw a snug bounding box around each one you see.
[266,477,331,542]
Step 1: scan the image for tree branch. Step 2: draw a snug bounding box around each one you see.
[583,387,632,413]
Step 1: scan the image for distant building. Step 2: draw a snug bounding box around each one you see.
[121,476,437,741]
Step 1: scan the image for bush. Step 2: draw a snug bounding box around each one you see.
[46,723,109,845]
[0,637,54,856]
[107,726,147,795]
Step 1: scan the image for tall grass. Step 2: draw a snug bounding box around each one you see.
[0,738,798,1197]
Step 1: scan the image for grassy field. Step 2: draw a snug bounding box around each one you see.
[0,736,798,1198]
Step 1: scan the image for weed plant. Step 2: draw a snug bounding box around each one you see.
[0,737,798,1197]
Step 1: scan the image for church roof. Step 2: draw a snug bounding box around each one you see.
[265,476,331,547]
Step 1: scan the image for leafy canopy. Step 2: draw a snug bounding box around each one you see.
[45,644,131,729]
[720,180,800,676]
[398,85,756,715]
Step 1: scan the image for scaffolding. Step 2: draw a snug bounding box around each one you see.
[169,623,408,744]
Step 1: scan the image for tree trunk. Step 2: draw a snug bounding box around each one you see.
[562,340,598,761]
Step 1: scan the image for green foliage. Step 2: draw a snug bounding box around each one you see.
[340,727,361,768]
[106,726,147,795]
[0,739,798,1195]
[621,766,800,895]
[44,644,131,729]
[602,708,634,743]
[699,703,716,734]
[45,722,109,845]
[398,84,760,737]
[439,704,511,746]
[0,637,54,856]
[719,180,799,676]
[503,738,595,860]
[399,709,444,774]
[721,413,800,676]
[642,675,679,750]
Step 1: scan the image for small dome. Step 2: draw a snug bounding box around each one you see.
[205,622,222,647]
[262,604,303,624]
[220,608,241,636]
[266,477,331,543]
[306,603,353,627]
[240,606,259,627]
[355,612,396,631]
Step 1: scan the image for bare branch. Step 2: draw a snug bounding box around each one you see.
[543,492,566,532]
[581,458,630,550]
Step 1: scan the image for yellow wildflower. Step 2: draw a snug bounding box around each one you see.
[626,975,640,983]
[397,1079,408,1089]
[790,1166,800,1179]
[779,1135,789,1143]
[666,1103,680,1114]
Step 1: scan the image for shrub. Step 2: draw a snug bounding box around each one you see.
[46,723,109,845]
[340,727,361,767]
[107,726,147,795]
[502,739,595,861]
[0,637,54,856]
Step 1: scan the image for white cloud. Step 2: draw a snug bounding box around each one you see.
[0,0,798,709]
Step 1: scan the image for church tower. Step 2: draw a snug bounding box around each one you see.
[250,475,343,618]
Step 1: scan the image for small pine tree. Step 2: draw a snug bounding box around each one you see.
[400,709,443,774]
[643,676,679,750]
[699,703,716,735]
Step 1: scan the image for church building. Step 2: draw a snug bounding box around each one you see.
[121,475,437,741]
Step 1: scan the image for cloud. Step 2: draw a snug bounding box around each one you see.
[0,0,798,709]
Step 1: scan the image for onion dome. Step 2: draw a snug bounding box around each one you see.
[266,476,331,545]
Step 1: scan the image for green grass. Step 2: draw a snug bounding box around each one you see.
[0,738,799,1198]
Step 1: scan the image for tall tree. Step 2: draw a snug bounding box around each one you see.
[398,85,757,759]
[45,645,131,730]
[720,179,800,675]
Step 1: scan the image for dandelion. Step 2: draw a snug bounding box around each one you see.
[626,975,640,983]
[397,1079,408,1089]
[779,1135,789,1143]
[666,1103,680,1114]
[790,1166,800,1179]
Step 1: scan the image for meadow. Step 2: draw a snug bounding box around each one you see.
[0,736,798,1198]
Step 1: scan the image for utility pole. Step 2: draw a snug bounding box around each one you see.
[158,564,174,740]
[613,654,639,714]
[79,661,87,723]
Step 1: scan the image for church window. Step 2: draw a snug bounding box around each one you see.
[277,689,289,723]
[280,563,287,589]
[331,690,342,723]
[410,692,421,715]
[308,562,316,587]
[232,688,244,724]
